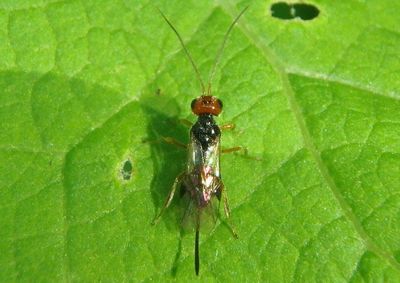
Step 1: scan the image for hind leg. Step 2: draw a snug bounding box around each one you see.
[152,173,185,225]
[216,182,238,238]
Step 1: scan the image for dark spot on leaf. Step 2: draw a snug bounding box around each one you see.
[270,2,293,20]
[121,159,133,180]
[271,2,319,21]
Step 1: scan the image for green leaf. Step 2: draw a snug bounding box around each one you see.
[1,0,400,281]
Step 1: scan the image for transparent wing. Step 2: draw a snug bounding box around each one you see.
[186,133,221,177]
[179,195,221,234]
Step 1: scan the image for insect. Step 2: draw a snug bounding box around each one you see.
[152,6,249,276]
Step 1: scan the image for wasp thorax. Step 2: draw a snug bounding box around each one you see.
[191,96,223,116]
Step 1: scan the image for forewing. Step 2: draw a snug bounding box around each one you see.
[203,137,220,178]
[186,133,202,173]
[187,132,221,177]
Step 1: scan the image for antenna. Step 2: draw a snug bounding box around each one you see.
[207,6,249,95]
[158,9,207,95]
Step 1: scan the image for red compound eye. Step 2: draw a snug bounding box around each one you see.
[191,96,223,116]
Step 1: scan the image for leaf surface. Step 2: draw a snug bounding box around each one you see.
[1,0,399,281]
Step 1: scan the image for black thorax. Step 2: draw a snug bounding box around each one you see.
[191,114,221,150]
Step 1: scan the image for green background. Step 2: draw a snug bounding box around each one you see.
[1,0,400,281]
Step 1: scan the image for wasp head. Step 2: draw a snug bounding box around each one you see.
[191,96,223,116]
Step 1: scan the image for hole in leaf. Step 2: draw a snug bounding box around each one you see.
[293,3,320,20]
[270,2,293,20]
[121,159,133,180]
[271,2,319,21]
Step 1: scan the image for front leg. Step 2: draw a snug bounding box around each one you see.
[220,123,235,130]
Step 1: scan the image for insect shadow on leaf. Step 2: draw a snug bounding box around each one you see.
[141,94,189,275]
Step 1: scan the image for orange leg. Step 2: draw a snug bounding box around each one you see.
[221,185,239,239]
[162,137,187,149]
[222,146,246,154]
[179,119,193,128]
[152,173,185,225]
[220,123,235,130]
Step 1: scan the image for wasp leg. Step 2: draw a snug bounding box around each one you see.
[222,190,239,239]
[221,146,248,154]
[220,123,235,130]
[217,182,238,238]
[222,146,262,162]
[142,136,187,149]
[179,118,193,128]
[162,137,187,149]
[223,146,263,161]
[152,173,185,225]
